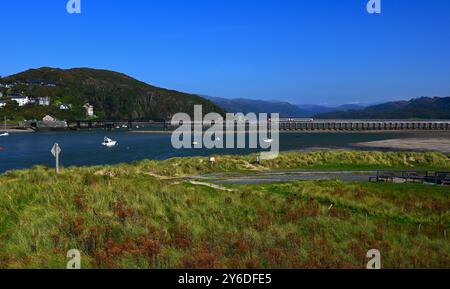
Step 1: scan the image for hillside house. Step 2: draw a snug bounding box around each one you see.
[59,104,71,110]
[42,115,56,122]
[36,96,50,106]
[0,83,14,89]
[9,94,31,106]
[83,103,94,117]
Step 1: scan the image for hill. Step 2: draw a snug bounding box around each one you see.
[0,67,223,120]
[315,97,450,119]
[207,96,367,117]
[297,104,366,116]
[206,96,310,117]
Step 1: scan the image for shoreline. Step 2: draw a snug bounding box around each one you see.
[1,128,35,133]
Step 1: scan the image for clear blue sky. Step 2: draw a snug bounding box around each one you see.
[1,0,450,105]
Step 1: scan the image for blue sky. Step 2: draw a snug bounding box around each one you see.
[1,0,450,105]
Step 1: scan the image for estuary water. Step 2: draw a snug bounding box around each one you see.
[0,130,445,173]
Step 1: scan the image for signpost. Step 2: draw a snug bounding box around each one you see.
[209,155,217,168]
[51,143,62,173]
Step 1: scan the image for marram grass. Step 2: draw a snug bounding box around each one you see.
[68,150,450,178]
[0,151,448,268]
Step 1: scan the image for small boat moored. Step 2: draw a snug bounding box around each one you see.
[102,137,118,147]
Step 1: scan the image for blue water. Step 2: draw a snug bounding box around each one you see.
[0,130,440,173]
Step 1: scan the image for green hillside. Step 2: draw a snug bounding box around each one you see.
[0,67,224,120]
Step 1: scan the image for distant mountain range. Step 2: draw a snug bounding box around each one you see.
[315,97,450,119]
[296,103,366,117]
[207,96,450,119]
[206,96,364,118]
[206,96,307,117]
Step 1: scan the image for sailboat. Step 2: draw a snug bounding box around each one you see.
[0,117,9,137]
[263,128,273,143]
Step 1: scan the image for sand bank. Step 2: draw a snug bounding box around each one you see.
[355,138,450,153]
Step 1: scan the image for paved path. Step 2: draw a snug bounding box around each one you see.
[194,170,378,185]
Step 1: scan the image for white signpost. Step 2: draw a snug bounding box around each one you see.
[51,143,62,173]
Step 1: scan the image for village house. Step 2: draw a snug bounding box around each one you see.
[0,83,15,89]
[36,96,50,106]
[8,94,31,106]
[42,115,56,122]
[24,80,44,86]
[83,103,94,117]
[5,94,52,107]
[22,80,56,87]
[59,104,71,110]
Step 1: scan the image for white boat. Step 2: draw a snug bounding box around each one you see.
[102,137,118,147]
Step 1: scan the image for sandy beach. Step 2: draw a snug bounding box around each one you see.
[355,138,450,153]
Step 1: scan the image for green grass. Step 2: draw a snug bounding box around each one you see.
[64,150,450,178]
[0,151,449,269]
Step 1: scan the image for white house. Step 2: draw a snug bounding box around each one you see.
[9,95,31,106]
[59,104,71,110]
[43,115,56,122]
[0,100,7,108]
[37,96,50,106]
[83,103,94,117]
[1,83,14,89]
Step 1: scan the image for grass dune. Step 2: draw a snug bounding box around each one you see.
[78,150,449,178]
[0,151,448,269]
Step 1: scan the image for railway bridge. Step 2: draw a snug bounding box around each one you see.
[276,119,450,131]
[69,119,450,132]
